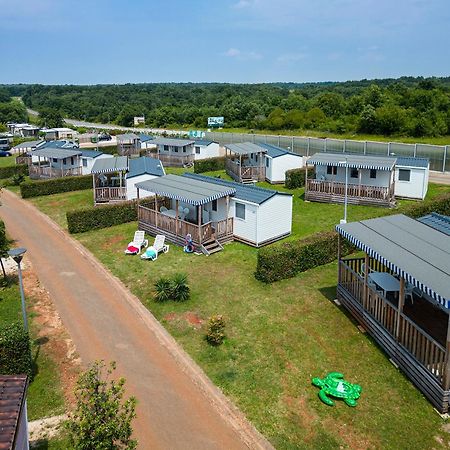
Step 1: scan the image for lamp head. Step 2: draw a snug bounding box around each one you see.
[8,247,27,264]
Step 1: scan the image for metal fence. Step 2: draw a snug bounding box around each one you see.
[205,131,450,172]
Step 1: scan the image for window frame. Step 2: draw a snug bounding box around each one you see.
[235,202,246,220]
[350,168,359,179]
[398,169,411,182]
[370,169,377,179]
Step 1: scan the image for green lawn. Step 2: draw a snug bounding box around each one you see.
[0,279,65,420]
[0,155,16,167]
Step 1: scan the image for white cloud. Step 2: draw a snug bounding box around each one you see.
[223,48,262,60]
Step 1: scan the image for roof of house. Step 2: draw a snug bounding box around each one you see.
[39,140,78,150]
[33,147,82,159]
[225,142,268,155]
[0,375,28,450]
[193,140,215,146]
[78,149,105,159]
[43,127,74,133]
[309,152,396,171]
[138,134,154,142]
[116,133,140,142]
[395,156,429,168]
[183,173,293,205]
[152,138,195,147]
[259,143,302,159]
[336,214,450,308]
[91,156,128,174]
[11,140,44,150]
[136,174,236,206]
[127,157,165,178]
[418,213,450,236]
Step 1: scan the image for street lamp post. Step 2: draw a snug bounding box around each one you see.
[339,157,348,224]
[8,248,28,331]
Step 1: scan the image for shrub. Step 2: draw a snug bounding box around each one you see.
[20,175,92,198]
[11,173,25,185]
[255,231,355,283]
[153,273,190,302]
[0,164,28,180]
[66,201,138,234]
[404,192,450,218]
[0,322,32,377]
[205,315,226,346]
[284,167,315,189]
[194,157,225,173]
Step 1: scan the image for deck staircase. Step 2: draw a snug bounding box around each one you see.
[201,239,223,255]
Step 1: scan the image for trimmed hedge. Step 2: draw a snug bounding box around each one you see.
[0,164,28,180]
[255,231,355,283]
[285,167,315,189]
[0,322,32,377]
[20,175,92,198]
[67,201,139,234]
[404,192,450,218]
[194,157,225,173]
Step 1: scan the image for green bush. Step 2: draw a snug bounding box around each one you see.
[20,175,92,198]
[0,164,28,180]
[66,201,139,234]
[284,167,315,189]
[0,322,32,377]
[205,315,226,346]
[404,192,450,218]
[255,231,355,283]
[194,157,225,173]
[154,273,190,302]
[11,173,25,185]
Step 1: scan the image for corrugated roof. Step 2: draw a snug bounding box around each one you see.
[194,140,215,146]
[225,142,268,155]
[0,375,28,450]
[33,148,82,159]
[138,134,154,142]
[91,156,128,174]
[418,213,450,236]
[79,149,105,159]
[309,152,396,170]
[395,156,429,168]
[152,138,195,147]
[183,173,292,205]
[136,174,236,206]
[336,214,450,308]
[127,157,165,178]
[12,140,44,150]
[259,143,302,159]
[39,140,78,149]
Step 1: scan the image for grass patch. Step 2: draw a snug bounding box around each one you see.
[0,156,16,167]
[75,223,450,449]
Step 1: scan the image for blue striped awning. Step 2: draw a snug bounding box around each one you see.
[308,153,395,171]
[136,174,236,206]
[336,215,450,309]
[91,156,128,174]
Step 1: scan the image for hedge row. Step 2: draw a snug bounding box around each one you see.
[0,322,32,377]
[194,157,225,173]
[20,175,92,198]
[284,167,315,189]
[255,231,355,283]
[67,200,139,234]
[404,192,450,218]
[0,164,28,180]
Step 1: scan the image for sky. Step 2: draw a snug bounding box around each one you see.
[0,0,449,84]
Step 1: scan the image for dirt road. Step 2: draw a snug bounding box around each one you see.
[1,190,272,450]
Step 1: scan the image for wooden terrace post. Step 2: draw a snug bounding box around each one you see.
[337,233,342,284]
[395,277,405,341]
[304,162,308,197]
[175,199,179,237]
[443,316,450,390]
[363,253,369,310]
[239,153,242,182]
[60,159,63,178]
[197,205,202,245]
[358,169,362,198]
[92,174,96,204]
[155,196,158,228]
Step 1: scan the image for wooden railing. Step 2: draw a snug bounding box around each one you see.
[215,217,234,240]
[29,165,82,179]
[148,152,195,167]
[16,155,30,165]
[94,187,127,202]
[339,258,446,383]
[306,179,393,202]
[225,159,265,182]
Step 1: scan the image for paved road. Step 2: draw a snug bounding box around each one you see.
[1,190,272,450]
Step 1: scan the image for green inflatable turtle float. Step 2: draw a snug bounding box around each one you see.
[312,372,362,407]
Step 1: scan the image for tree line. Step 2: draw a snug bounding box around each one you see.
[2,77,450,138]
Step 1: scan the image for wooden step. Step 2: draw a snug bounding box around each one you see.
[201,239,223,255]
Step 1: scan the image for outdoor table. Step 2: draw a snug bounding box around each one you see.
[368,272,400,298]
[161,209,177,219]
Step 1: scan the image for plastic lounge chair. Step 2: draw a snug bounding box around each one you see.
[160,206,168,213]
[124,231,148,255]
[141,235,169,260]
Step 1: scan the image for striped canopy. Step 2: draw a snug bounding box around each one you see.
[309,153,396,171]
[336,215,450,309]
[136,174,236,206]
[91,156,128,174]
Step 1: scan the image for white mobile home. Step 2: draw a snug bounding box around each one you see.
[150,137,196,167]
[43,128,77,140]
[193,140,221,160]
[259,143,304,183]
[393,157,429,200]
[79,149,113,176]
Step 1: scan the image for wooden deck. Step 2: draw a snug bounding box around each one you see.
[147,152,194,167]
[138,205,233,247]
[94,187,127,203]
[225,159,265,183]
[29,165,82,179]
[338,257,450,412]
[305,179,395,207]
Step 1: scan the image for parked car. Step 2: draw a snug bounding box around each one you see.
[0,151,12,157]
[98,133,112,141]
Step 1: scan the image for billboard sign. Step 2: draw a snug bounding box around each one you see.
[207,116,224,128]
[188,130,206,139]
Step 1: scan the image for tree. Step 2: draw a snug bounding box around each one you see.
[358,105,377,133]
[39,107,65,128]
[0,219,9,280]
[66,360,137,450]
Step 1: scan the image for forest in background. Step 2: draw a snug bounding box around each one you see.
[2,77,450,138]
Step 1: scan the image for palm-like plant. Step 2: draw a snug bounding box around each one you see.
[154,277,172,302]
[171,273,190,302]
